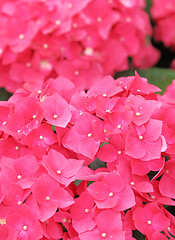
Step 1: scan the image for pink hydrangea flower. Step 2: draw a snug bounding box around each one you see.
[31,173,74,222]
[0,73,174,239]
[133,203,170,239]
[0,0,159,92]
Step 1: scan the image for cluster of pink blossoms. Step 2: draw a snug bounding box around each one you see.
[0,0,160,92]
[0,72,175,240]
[151,0,175,68]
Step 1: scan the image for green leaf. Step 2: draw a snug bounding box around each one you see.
[88,158,106,170]
[87,181,94,186]
[145,0,152,12]
[0,88,12,101]
[115,68,175,94]
[52,125,56,133]
[100,142,109,147]
[169,232,175,239]
[132,230,145,240]
[74,180,82,186]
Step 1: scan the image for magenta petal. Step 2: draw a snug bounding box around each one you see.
[88,181,108,200]
[125,134,146,159]
[47,220,63,239]
[79,227,101,240]
[96,196,119,209]
[144,119,162,142]
[41,93,72,127]
[63,159,84,178]
[133,207,146,234]
[96,210,123,234]
[53,187,75,208]
[72,214,96,233]
[141,139,162,161]
[159,175,175,199]
[152,213,170,232]
[136,181,154,193]
[63,128,100,159]
[151,232,168,240]
[97,144,118,162]
[39,201,58,222]
[114,185,135,211]
[43,149,68,172]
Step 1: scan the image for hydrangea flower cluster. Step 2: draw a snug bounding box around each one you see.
[0,72,175,240]
[151,0,175,50]
[151,0,175,68]
[0,0,160,92]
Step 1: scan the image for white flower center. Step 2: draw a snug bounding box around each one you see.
[23,225,28,231]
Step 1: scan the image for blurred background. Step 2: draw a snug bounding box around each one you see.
[0,0,175,101]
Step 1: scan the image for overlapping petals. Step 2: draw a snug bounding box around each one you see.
[0,73,174,239]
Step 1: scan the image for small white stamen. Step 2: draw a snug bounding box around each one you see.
[84,47,93,56]
[32,115,37,119]
[104,129,107,133]
[2,121,6,126]
[109,192,114,197]
[136,112,141,117]
[88,133,92,138]
[15,146,19,150]
[120,37,124,42]
[73,23,78,28]
[147,220,152,225]
[102,232,107,238]
[18,201,22,206]
[139,136,144,140]
[117,124,121,129]
[17,175,22,180]
[0,49,3,54]
[26,62,31,67]
[130,181,135,186]
[63,218,67,222]
[53,114,58,119]
[0,219,6,225]
[19,34,24,40]
[97,17,102,22]
[36,20,41,25]
[106,110,111,113]
[23,225,28,231]
[74,70,79,76]
[67,3,73,8]
[167,227,171,231]
[57,170,62,175]
[165,170,169,174]
[46,196,50,201]
[55,19,61,26]
[151,195,155,199]
[85,209,89,213]
[38,90,42,94]
[118,150,122,155]
[137,89,141,92]
[17,130,21,133]
[126,17,131,22]
[39,136,44,140]
[43,44,48,49]
[103,94,107,97]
